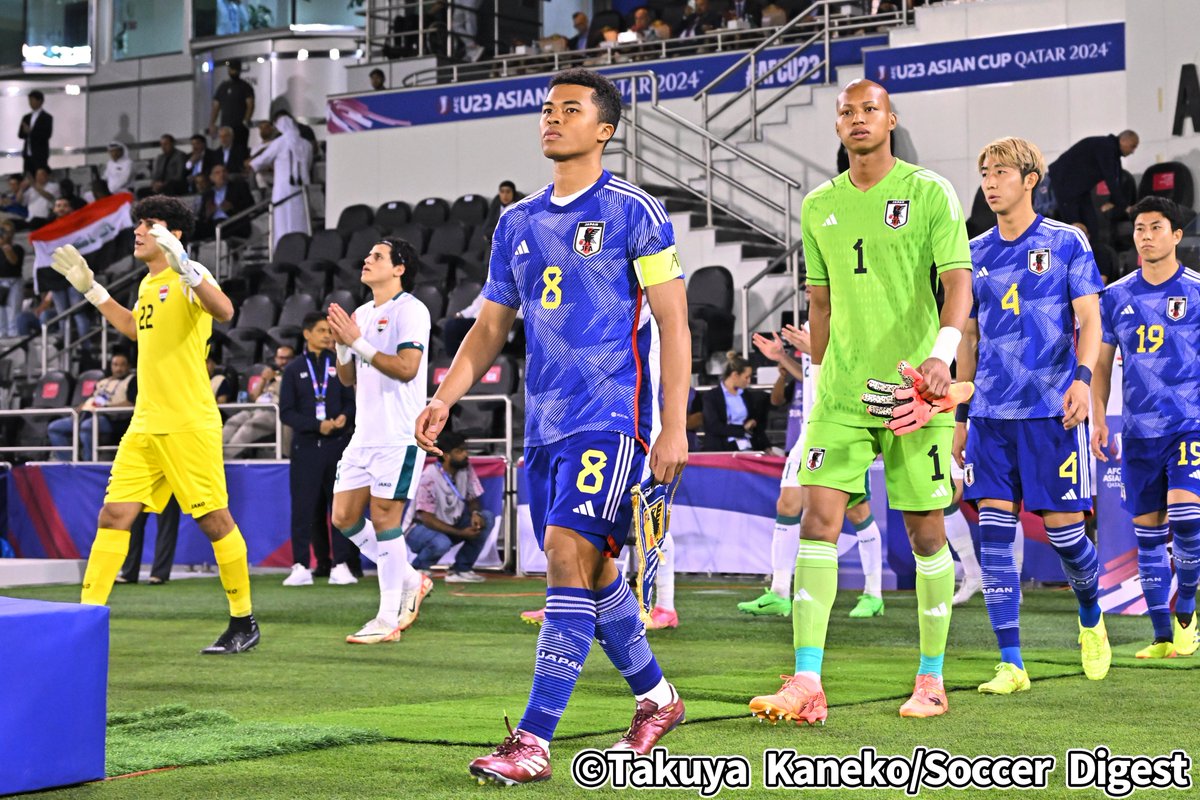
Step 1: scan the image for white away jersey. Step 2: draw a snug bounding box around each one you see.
[348,291,430,448]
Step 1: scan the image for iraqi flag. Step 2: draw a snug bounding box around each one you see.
[29,192,134,273]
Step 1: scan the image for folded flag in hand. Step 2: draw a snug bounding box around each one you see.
[631,475,680,624]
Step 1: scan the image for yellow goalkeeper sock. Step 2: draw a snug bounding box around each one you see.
[81,528,131,606]
[212,527,253,618]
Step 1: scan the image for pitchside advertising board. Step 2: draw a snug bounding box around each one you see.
[328,35,886,133]
[864,22,1125,94]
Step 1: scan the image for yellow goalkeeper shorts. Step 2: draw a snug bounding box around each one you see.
[105,428,229,517]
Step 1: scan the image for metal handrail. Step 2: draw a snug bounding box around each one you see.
[0,408,78,458]
[213,186,309,282]
[453,393,514,569]
[84,402,284,461]
[740,238,805,356]
[366,0,507,62]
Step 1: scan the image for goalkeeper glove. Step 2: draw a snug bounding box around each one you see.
[51,245,109,305]
[861,361,975,435]
[150,224,204,288]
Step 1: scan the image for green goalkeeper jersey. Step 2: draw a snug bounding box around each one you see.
[802,158,972,428]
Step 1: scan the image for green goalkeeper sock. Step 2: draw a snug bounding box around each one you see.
[915,544,955,677]
[793,539,838,675]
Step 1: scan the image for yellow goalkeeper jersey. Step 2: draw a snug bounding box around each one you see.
[126,264,223,435]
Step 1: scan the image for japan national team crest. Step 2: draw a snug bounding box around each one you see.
[573,221,605,257]
[964,463,975,487]
[1028,248,1051,275]
[884,200,909,229]
[158,284,169,302]
[806,448,826,471]
[376,317,389,333]
[1167,296,1187,321]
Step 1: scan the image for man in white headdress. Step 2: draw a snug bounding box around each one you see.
[249,112,312,245]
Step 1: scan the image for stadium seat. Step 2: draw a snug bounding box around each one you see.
[71,369,106,407]
[445,281,482,319]
[307,229,346,263]
[267,293,317,347]
[253,231,309,302]
[295,229,346,297]
[457,225,490,283]
[375,200,412,232]
[450,194,489,227]
[412,197,450,227]
[424,221,471,286]
[456,355,518,444]
[966,187,996,239]
[322,289,358,313]
[345,226,383,265]
[412,284,446,320]
[393,222,431,254]
[22,371,74,459]
[335,204,374,238]
[1138,161,1195,209]
[687,266,735,354]
[333,257,363,292]
[689,317,709,376]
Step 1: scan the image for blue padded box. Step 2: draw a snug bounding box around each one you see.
[0,597,108,794]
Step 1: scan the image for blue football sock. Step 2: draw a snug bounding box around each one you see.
[518,587,596,741]
[594,576,663,696]
[1134,524,1174,641]
[1044,521,1101,627]
[979,508,1022,669]
[1168,504,1200,620]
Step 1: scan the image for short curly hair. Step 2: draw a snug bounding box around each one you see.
[548,68,623,137]
[133,195,196,243]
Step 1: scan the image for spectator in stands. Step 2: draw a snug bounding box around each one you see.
[52,196,75,220]
[369,68,386,91]
[625,6,658,41]
[678,0,721,38]
[701,351,770,451]
[118,496,180,585]
[1049,130,1139,239]
[0,219,24,336]
[214,126,250,178]
[725,0,763,27]
[146,134,187,197]
[103,142,134,196]
[567,12,590,50]
[1,174,27,222]
[21,167,59,229]
[406,430,495,582]
[208,355,234,403]
[651,19,673,41]
[280,311,358,585]
[48,352,135,460]
[483,180,522,241]
[196,164,255,241]
[249,113,312,245]
[185,134,217,192]
[761,3,787,27]
[223,345,293,458]
[216,0,251,35]
[210,61,255,152]
[18,89,52,178]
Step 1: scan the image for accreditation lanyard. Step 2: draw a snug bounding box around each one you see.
[306,353,330,420]
[438,463,466,502]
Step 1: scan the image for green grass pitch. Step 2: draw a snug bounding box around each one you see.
[7,575,1198,799]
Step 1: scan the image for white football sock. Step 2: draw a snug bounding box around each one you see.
[375,532,413,627]
[635,677,675,708]
[655,531,676,611]
[340,517,379,562]
[1014,517,1026,576]
[855,519,883,599]
[944,507,981,582]
[771,516,801,597]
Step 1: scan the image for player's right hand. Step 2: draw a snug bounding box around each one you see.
[952,422,967,467]
[415,398,451,455]
[649,426,688,485]
[751,331,783,362]
[1091,420,1111,462]
[50,245,95,294]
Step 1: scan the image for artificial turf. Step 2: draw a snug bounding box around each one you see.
[7,574,1198,799]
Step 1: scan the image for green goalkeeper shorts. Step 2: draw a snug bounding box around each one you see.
[798,419,953,511]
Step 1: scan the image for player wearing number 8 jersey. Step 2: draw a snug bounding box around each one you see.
[953,138,1109,695]
[414,69,691,786]
[1093,196,1200,660]
[749,79,973,726]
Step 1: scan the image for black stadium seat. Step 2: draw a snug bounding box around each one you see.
[687,266,735,354]
[1138,161,1195,209]
[345,226,383,265]
[393,223,430,254]
[450,194,489,227]
[412,284,446,320]
[267,293,317,347]
[322,289,357,313]
[335,204,374,238]
[423,221,470,286]
[71,369,107,407]
[375,200,412,232]
[412,197,450,227]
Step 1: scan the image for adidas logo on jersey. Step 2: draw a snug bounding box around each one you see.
[922,602,948,618]
[931,485,949,499]
[1062,489,1079,501]
[794,588,814,602]
[1190,469,1200,481]
[572,500,596,517]
[1121,305,1135,315]
[977,267,989,277]
[821,214,838,227]
[514,239,530,256]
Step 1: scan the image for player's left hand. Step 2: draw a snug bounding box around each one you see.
[915,357,951,399]
[862,361,974,435]
[326,302,362,345]
[150,224,204,287]
[649,426,688,485]
[415,399,451,455]
[751,331,784,362]
[1062,380,1089,430]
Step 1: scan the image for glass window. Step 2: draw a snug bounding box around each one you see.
[0,0,22,68]
[193,0,292,39]
[112,0,183,60]
[24,0,92,68]
[295,0,361,28]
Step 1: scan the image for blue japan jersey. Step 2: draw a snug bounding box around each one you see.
[482,171,682,448]
[969,216,1103,419]
[1100,265,1200,439]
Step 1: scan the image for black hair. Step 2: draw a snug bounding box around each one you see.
[547,68,623,135]
[133,195,196,243]
[29,90,44,102]
[1130,196,1185,232]
[190,133,206,144]
[438,430,466,453]
[499,180,516,192]
[160,133,176,144]
[369,68,385,79]
[227,61,242,73]
[301,310,326,331]
[376,238,420,291]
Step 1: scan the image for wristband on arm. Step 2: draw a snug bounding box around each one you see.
[350,337,379,364]
[1074,365,1092,385]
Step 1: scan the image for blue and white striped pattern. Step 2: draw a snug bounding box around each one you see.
[1044,521,1100,623]
[519,587,597,741]
[594,577,663,695]
[1168,503,1200,618]
[602,436,639,523]
[1134,524,1174,641]
[979,509,1021,650]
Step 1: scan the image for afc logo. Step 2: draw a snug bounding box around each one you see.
[1167,296,1187,321]
[573,221,605,257]
[884,200,909,229]
[1028,248,1051,275]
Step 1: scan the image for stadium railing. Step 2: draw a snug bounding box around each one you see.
[456,393,516,569]
[0,408,79,460]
